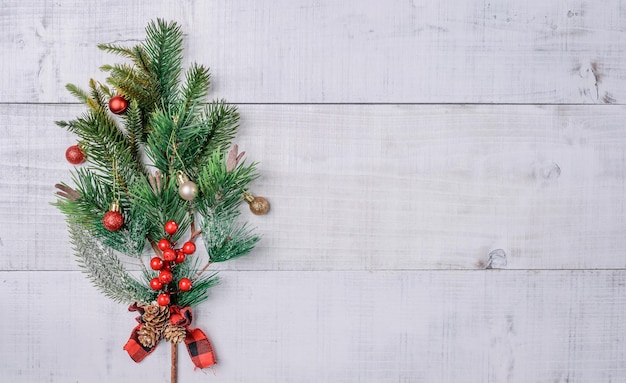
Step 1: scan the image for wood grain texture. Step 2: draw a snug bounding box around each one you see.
[1,270,625,383]
[1,104,625,271]
[1,0,626,103]
[2,1,626,381]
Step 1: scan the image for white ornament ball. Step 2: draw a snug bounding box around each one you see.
[178,180,198,201]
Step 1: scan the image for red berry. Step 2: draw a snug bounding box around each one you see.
[149,278,163,290]
[65,145,85,165]
[158,239,171,251]
[162,248,176,262]
[175,250,186,264]
[158,270,173,284]
[182,241,196,254]
[164,220,178,235]
[157,293,170,306]
[150,257,164,270]
[162,262,171,271]
[178,278,192,291]
[108,95,129,114]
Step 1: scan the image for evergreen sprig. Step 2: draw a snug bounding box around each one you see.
[55,19,263,309]
[195,148,259,216]
[200,211,260,263]
[70,223,155,304]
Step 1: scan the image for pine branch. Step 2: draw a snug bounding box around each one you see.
[97,42,136,57]
[193,101,240,168]
[142,19,183,106]
[60,108,146,192]
[54,169,147,256]
[122,100,143,157]
[69,223,155,304]
[179,63,211,117]
[172,252,220,307]
[129,173,191,243]
[195,148,259,216]
[65,83,90,104]
[200,211,260,263]
[144,107,178,173]
[55,19,265,313]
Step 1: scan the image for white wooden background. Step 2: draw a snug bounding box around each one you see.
[1,1,625,382]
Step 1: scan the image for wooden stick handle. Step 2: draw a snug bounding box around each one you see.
[171,342,178,383]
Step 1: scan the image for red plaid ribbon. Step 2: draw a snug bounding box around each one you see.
[123,303,216,369]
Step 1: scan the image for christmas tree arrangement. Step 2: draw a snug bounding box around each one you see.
[54,19,269,382]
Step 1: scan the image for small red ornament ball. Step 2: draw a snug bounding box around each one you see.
[108,95,129,114]
[157,293,170,306]
[158,270,173,284]
[103,210,124,231]
[182,241,196,255]
[164,220,178,235]
[150,257,164,271]
[178,278,192,292]
[175,250,186,264]
[162,248,176,262]
[158,239,171,251]
[149,277,163,291]
[65,145,85,165]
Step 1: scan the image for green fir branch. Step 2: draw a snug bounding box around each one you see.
[172,254,220,307]
[142,19,183,106]
[129,174,191,243]
[200,211,260,263]
[65,83,90,104]
[193,101,240,167]
[97,42,136,58]
[144,107,178,173]
[55,19,264,309]
[176,272,220,307]
[179,63,211,117]
[195,148,258,216]
[122,100,143,157]
[60,108,145,191]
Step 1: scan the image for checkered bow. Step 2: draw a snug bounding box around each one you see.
[123,303,216,369]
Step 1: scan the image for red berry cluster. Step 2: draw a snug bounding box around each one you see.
[149,220,195,306]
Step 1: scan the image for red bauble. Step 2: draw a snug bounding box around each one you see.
[182,241,196,255]
[162,248,176,262]
[157,293,170,306]
[178,278,192,291]
[174,251,186,264]
[108,95,129,114]
[149,277,163,291]
[158,239,171,251]
[164,220,178,235]
[150,257,164,271]
[158,270,173,284]
[65,145,85,165]
[103,210,124,231]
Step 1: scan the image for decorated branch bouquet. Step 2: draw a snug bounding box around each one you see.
[54,19,268,382]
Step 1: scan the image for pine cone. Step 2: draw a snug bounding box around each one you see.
[137,302,170,347]
[164,325,187,344]
[138,325,161,348]
[142,303,170,330]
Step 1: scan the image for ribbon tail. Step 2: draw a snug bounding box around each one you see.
[184,328,216,368]
[123,324,158,363]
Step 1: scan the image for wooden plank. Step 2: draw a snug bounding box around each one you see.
[1,104,625,271]
[1,270,625,382]
[2,0,626,104]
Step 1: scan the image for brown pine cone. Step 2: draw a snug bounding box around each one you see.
[164,325,187,344]
[138,325,161,348]
[142,302,170,330]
